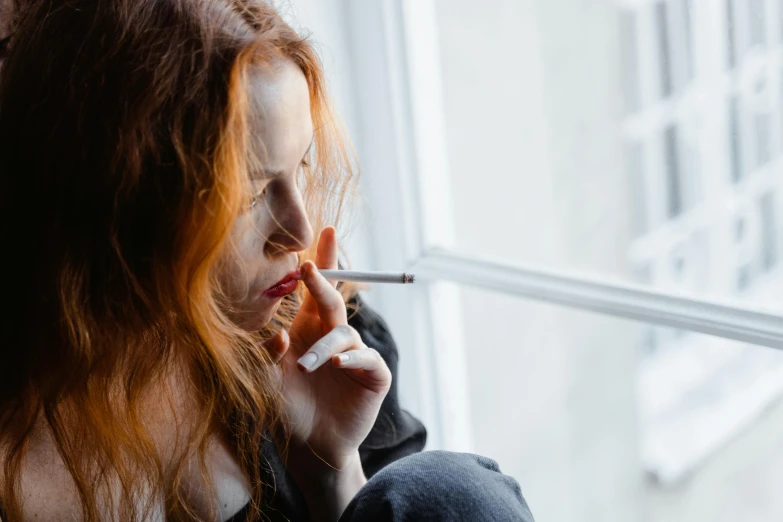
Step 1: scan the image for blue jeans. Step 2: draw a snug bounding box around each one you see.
[339,451,535,522]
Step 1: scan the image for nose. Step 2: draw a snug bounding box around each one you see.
[264,185,314,257]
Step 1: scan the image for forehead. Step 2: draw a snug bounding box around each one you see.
[247,59,313,172]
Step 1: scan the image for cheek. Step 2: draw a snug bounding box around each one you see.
[219,215,268,300]
[234,212,269,267]
[216,247,279,331]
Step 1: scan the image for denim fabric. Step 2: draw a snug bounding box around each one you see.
[339,450,535,522]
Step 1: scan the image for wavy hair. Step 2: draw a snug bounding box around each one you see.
[0,0,357,520]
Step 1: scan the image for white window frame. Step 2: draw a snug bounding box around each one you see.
[345,0,783,455]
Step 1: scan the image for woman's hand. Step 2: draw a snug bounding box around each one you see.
[263,226,392,519]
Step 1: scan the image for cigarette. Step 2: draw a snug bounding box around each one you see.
[317,269,415,284]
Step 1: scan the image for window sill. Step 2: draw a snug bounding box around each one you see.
[639,331,783,485]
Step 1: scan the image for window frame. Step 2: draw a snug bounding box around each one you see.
[345,0,783,458]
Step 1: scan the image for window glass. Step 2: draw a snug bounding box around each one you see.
[430,0,783,313]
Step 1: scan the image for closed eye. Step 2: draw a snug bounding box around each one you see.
[248,157,310,210]
[249,182,270,210]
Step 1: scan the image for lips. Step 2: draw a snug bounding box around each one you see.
[263,269,302,298]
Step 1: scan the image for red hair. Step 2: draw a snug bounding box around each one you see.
[0,0,357,520]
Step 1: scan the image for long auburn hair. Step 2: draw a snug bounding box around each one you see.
[0,0,357,520]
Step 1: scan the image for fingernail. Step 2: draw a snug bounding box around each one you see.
[335,353,350,365]
[298,352,318,371]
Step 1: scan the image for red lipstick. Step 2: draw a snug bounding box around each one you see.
[263,269,301,298]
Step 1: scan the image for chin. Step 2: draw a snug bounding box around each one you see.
[236,301,280,332]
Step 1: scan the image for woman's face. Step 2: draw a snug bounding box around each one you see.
[219,59,315,331]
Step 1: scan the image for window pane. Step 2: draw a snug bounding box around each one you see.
[734,213,755,291]
[655,1,674,98]
[760,190,779,271]
[620,8,641,113]
[664,124,683,218]
[749,0,766,47]
[729,94,745,183]
[436,285,783,522]
[627,140,647,237]
[780,0,783,44]
[754,111,772,168]
[683,0,695,81]
[726,0,737,69]
[427,0,783,309]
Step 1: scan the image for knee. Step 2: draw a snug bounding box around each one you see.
[343,451,534,521]
[369,450,520,497]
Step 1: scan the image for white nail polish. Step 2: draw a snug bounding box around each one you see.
[298,352,318,370]
[335,353,350,365]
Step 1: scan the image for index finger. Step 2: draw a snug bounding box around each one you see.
[301,226,339,315]
[300,260,347,328]
[314,226,339,289]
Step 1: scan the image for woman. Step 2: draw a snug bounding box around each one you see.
[0,0,534,520]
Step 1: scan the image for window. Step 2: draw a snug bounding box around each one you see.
[628,140,648,237]
[682,0,695,81]
[664,124,683,218]
[749,0,766,48]
[620,9,642,113]
[760,190,779,271]
[754,111,772,168]
[734,212,755,291]
[729,94,745,182]
[656,2,674,98]
[337,0,783,520]
[726,0,737,69]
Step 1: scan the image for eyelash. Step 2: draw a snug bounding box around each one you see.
[249,188,266,210]
[248,158,310,209]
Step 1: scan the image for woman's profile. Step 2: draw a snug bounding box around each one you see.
[0,1,534,520]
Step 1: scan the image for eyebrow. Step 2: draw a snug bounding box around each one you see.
[254,134,314,179]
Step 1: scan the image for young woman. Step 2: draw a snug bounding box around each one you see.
[0,1,534,520]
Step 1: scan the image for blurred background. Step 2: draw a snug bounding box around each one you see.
[282,0,783,520]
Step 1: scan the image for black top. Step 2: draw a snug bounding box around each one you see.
[0,295,426,522]
[228,293,427,521]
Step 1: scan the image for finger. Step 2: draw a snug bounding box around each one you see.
[297,324,360,373]
[299,260,347,328]
[332,348,393,389]
[301,227,339,314]
[314,226,339,289]
[262,328,290,365]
